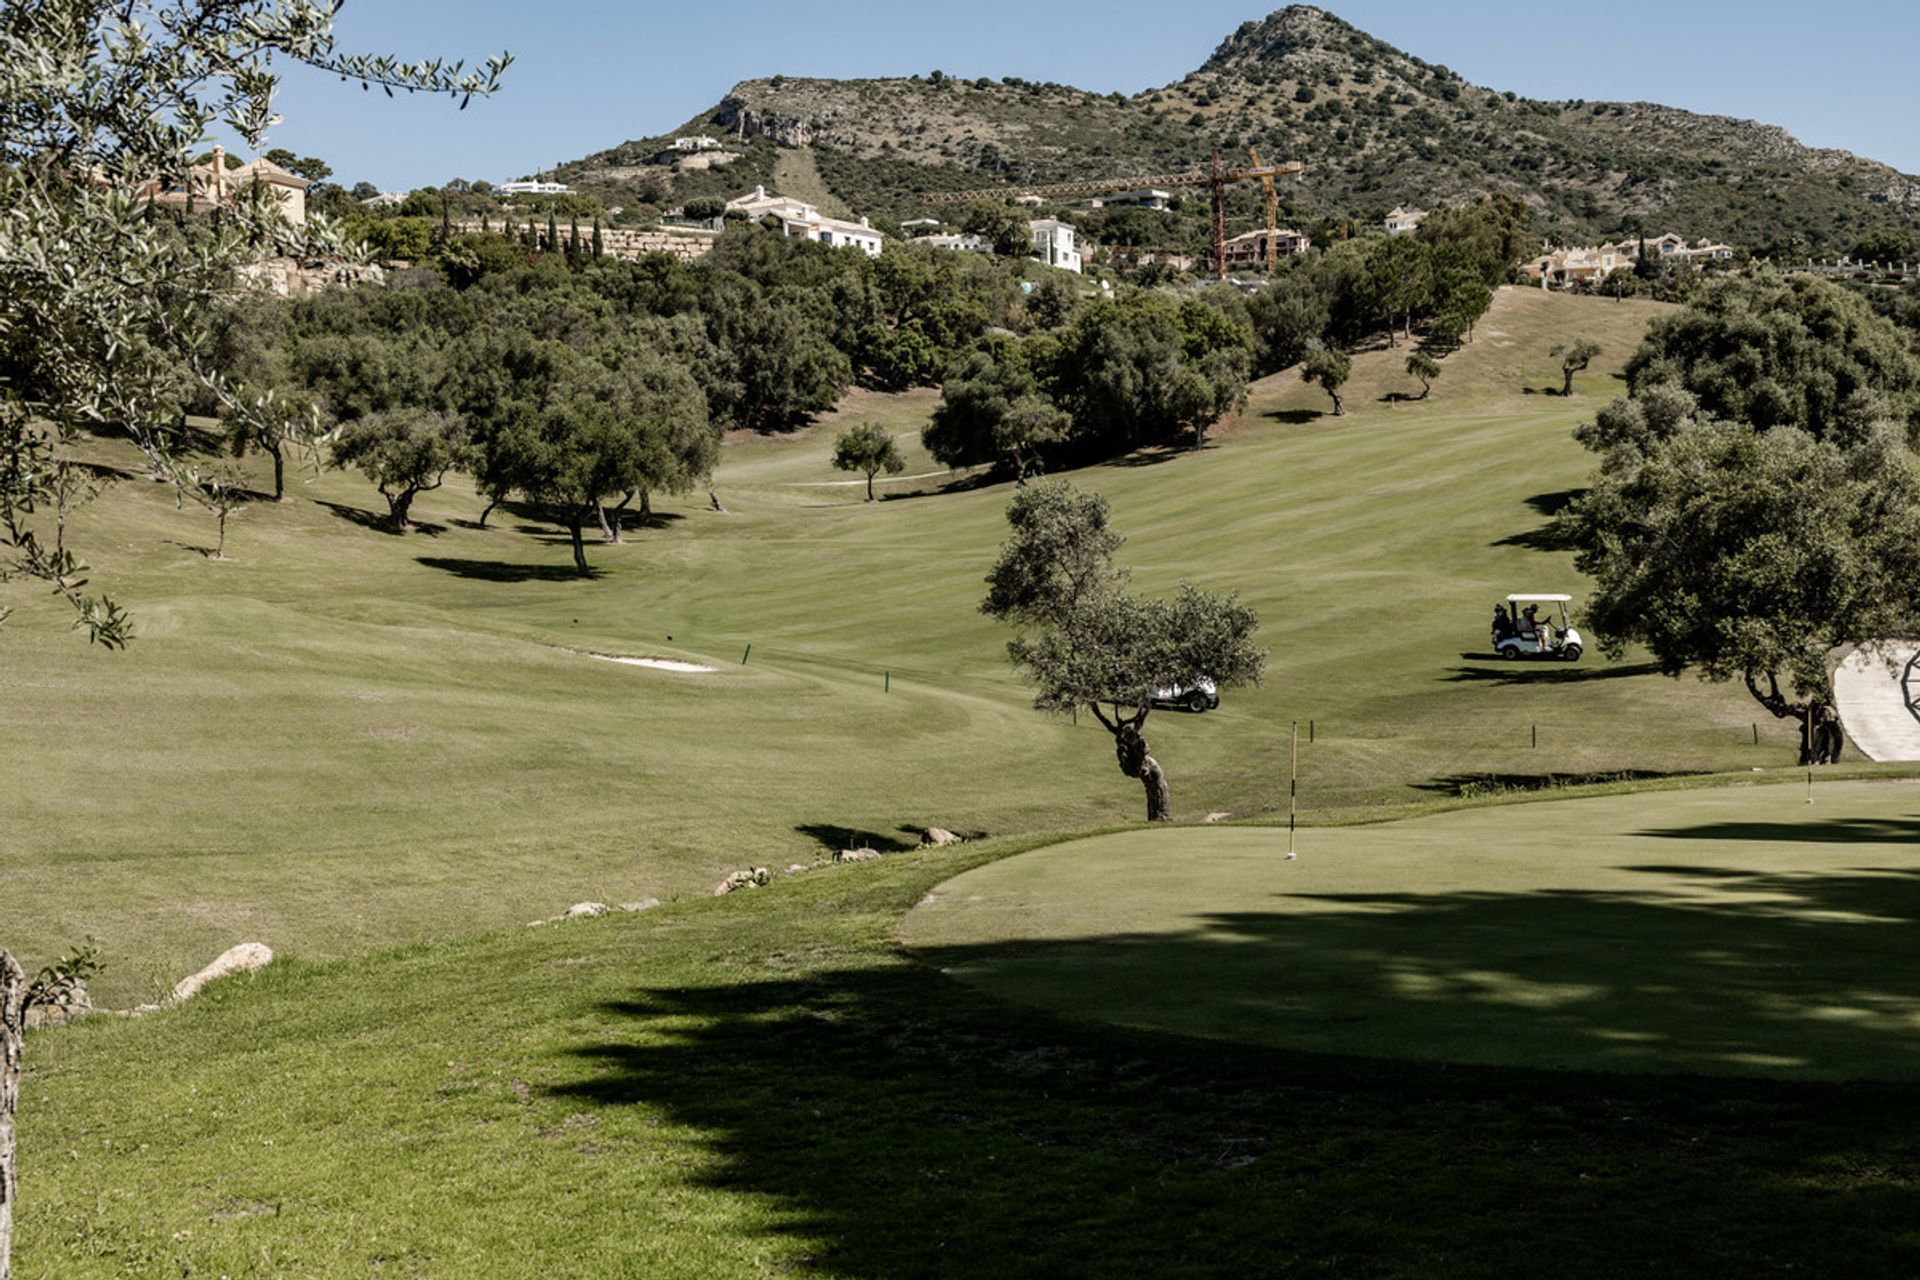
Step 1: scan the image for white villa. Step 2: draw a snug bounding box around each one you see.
[1029,219,1082,273]
[359,191,406,209]
[921,233,994,256]
[1384,207,1427,235]
[671,136,722,152]
[726,185,884,257]
[499,180,571,195]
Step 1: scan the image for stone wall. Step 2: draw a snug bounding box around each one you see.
[454,221,719,263]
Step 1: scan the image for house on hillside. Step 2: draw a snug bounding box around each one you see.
[1522,244,1632,289]
[499,180,571,195]
[726,185,884,257]
[1090,188,1173,212]
[922,233,994,256]
[359,191,406,209]
[672,136,722,152]
[140,146,311,226]
[900,217,945,233]
[1384,207,1427,235]
[1029,219,1082,273]
[1221,226,1312,269]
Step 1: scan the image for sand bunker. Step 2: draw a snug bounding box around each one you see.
[582,652,717,674]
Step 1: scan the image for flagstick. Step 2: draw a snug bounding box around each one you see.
[1288,719,1299,861]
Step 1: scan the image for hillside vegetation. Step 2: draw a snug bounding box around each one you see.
[562,5,1920,256]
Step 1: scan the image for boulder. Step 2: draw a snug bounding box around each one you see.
[786,863,811,874]
[835,847,882,864]
[921,827,961,847]
[561,901,611,920]
[714,868,772,896]
[618,898,662,913]
[168,942,273,1004]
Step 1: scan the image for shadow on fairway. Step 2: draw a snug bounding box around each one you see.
[416,556,602,582]
[902,865,1920,1083]
[550,900,1920,1276]
[795,823,919,855]
[1444,661,1660,684]
[1635,817,1920,843]
[316,499,446,537]
[1493,488,1586,551]
[1417,769,1695,796]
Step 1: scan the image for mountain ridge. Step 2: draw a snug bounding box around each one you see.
[557,5,1920,255]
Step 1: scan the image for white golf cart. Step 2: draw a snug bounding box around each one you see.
[1493,593,1584,662]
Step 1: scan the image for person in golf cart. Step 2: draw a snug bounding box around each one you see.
[1492,593,1585,661]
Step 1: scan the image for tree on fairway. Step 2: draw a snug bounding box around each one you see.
[1564,410,1920,763]
[983,482,1264,822]
[832,423,906,501]
[1552,340,1602,396]
[1301,342,1352,416]
[332,410,473,531]
[1406,351,1441,400]
[0,0,505,648]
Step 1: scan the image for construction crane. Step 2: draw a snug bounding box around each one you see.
[919,150,1304,281]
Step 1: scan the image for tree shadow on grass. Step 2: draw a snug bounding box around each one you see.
[550,865,1920,1275]
[1104,445,1193,469]
[1444,661,1662,684]
[316,500,444,537]
[794,823,919,855]
[1265,408,1325,425]
[1633,817,1920,844]
[1493,489,1587,551]
[1417,769,1699,797]
[415,556,600,582]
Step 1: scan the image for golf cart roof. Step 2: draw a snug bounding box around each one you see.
[1507,593,1573,604]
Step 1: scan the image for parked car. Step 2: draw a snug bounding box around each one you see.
[1151,677,1219,713]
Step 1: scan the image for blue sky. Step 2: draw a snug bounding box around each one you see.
[266,1,1920,191]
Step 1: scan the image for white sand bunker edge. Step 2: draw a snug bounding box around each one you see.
[576,650,718,674]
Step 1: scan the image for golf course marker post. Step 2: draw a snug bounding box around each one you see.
[1288,720,1298,861]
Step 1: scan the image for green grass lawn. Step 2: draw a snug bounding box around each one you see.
[903,778,1920,1081]
[1,290,1806,1001]
[15,822,1920,1277]
[12,288,1920,1276]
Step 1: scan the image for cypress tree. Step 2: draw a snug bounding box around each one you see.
[592,217,604,260]
[439,195,452,242]
[568,213,581,261]
[481,212,490,234]
[546,210,558,254]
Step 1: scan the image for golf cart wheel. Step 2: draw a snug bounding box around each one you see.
[1186,689,1210,713]
[1563,644,1583,662]
[1499,646,1519,661]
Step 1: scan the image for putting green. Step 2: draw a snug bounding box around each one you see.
[902,781,1920,1080]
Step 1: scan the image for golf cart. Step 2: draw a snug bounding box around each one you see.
[1493,594,1584,662]
[1150,677,1220,713]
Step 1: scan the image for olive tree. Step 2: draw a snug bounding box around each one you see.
[831,422,905,501]
[1301,342,1352,416]
[0,0,507,648]
[983,482,1264,822]
[1563,410,1920,762]
[1552,340,1602,396]
[332,410,473,531]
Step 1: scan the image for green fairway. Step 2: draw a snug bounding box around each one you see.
[3,290,1800,1001]
[903,779,1920,1080]
[16,825,1920,1277]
